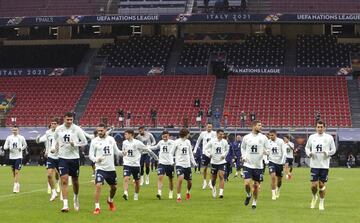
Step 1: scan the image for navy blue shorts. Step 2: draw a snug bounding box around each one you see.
[58,158,80,177]
[158,164,174,178]
[95,169,117,185]
[268,161,284,177]
[286,158,294,166]
[202,154,211,167]
[176,166,192,181]
[233,150,242,168]
[9,159,22,171]
[211,163,226,175]
[123,165,141,181]
[310,168,329,183]
[243,166,264,182]
[140,154,151,165]
[46,157,59,171]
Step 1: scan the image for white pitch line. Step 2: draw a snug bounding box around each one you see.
[0,188,45,199]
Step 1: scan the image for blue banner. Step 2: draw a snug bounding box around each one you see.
[1,13,360,27]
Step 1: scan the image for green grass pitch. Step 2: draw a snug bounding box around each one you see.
[0,166,359,223]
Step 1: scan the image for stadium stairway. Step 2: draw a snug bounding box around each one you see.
[211,78,228,125]
[285,38,297,67]
[74,78,99,124]
[347,80,360,127]
[165,38,184,74]
[76,48,100,75]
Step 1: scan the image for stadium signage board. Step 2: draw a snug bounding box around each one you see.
[1,13,360,27]
[0,68,73,76]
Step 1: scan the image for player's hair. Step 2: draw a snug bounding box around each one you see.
[93,130,98,137]
[269,129,277,134]
[12,125,18,129]
[216,129,224,134]
[206,122,213,126]
[179,128,189,138]
[51,117,59,123]
[64,112,74,118]
[138,126,145,130]
[316,120,326,127]
[97,123,107,128]
[162,130,169,135]
[125,129,135,136]
[251,120,261,126]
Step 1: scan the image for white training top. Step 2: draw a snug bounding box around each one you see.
[52,123,87,159]
[268,137,287,165]
[204,138,229,165]
[194,130,217,155]
[122,138,157,167]
[149,139,175,165]
[241,132,270,169]
[136,131,156,154]
[38,129,58,159]
[4,134,27,159]
[173,138,196,168]
[89,135,121,171]
[285,141,295,159]
[305,133,336,169]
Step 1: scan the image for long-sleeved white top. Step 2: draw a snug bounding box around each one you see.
[268,137,287,165]
[173,138,196,168]
[241,132,270,169]
[52,123,87,159]
[89,135,121,171]
[149,139,175,165]
[305,133,336,169]
[122,138,158,167]
[4,134,27,159]
[204,138,229,165]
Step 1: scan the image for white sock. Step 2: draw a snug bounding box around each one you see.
[95,203,100,209]
[124,190,128,196]
[312,193,317,199]
[186,190,190,194]
[169,190,173,194]
[158,189,162,196]
[74,194,78,201]
[219,189,224,195]
[108,197,113,202]
[203,179,206,184]
[320,198,324,202]
[52,189,56,194]
[134,193,138,197]
[246,192,251,197]
[252,199,257,206]
[272,189,276,196]
[63,199,68,208]
[177,193,181,199]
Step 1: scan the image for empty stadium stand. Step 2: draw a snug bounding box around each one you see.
[1,76,88,126]
[0,45,89,69]
[100,35,175,68]
[296,35,360,68]
[80,75,216,127]
[178,35,286,68]
[224,75,352,128]
[118,0,186,15]
[271,0,360,13]
[0,0,107,17]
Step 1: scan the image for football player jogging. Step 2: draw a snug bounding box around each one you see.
[135,126,156,186]
[305,120,336,211]
[149,130,175,200]
[204,129,229,198]
[268,130,287,200]
[89,123,121,215]
[173,128,197,203]
[51,112,87,212]
[36,118,61,201]
[230,134,243,178]
[194,123,217,189]
[283,136,295,180]
[122,129,158,201]
[3,125,27,193]
[241,120,270,209]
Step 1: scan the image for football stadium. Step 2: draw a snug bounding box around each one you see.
[0,0,360,222]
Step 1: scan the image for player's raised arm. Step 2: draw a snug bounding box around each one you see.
[138,140,158,161]
[193,132,203,153]
[36,134,47,144]
[148,142,160,151]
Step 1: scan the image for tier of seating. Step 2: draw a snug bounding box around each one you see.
[1,76,88,126]
[224,75,351,127]
[0,45,89,69]
[118,0,186,15]
[271,0,360,13]
[99,35,175,68]
[178,35,286,68]
[80,75,216,127]
[0,0,107,17]
[296,35,360,68]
